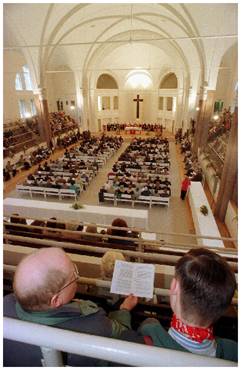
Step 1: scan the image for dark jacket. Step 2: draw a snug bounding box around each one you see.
[3,293,132,367]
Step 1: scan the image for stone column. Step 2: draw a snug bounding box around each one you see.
[193,89,215,154]
[214,107,237,221]
[82,76,89,130]
[175,88,184,131]
[74,71,84,129]
[33,88,52,147]
[199,90,215,148]
[193,98,204,154]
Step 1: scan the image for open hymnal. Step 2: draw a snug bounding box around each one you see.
[110,260,155,299]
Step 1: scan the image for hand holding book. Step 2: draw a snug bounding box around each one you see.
[111,261,155,299]
[120,294,138,311]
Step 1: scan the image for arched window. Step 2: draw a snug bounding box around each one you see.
[15,65,33,91]
[125,70,153,89]
[18,99,26,118]
[30,99,37,115]
[97,74,118,89]
[15,73,23,90]
[160,73,178,89]
[22,65,33,90]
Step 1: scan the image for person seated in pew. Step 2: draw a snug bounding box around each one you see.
[163,177,171,187]
[3,247,138,366]
[27,173,35,182]
[160,186,171,197]
[69,179,80,195]
[134,248,237,362]
[23,159,31,170]
[101,251,126,280]
[43,161,51,172]
[140,186,152,197]
[29,219,46,234]
[76,222,84,232]
[84,250,127,308]
[3,168,11,181]
[81,224,101,242]
[37,164,44,172]
[108,218,135,246]
[43,217,66,239]
[115,185,125,198]
[7,213,27,233]
[57,175,66,184]
[126,184,135,197]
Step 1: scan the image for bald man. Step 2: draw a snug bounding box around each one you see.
[4,247,140,366]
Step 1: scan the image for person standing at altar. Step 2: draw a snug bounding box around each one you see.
[180,176,191,200]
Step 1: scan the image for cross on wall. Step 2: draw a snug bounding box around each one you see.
[133,94,143,119]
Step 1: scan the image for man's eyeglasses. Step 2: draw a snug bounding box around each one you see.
[57,263,79,294]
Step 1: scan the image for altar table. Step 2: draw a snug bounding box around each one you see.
[3,198,149,229]
[188,182,224,248]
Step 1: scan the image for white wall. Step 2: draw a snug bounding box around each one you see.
[3,50,34,123]
[93,88,162,130]
[46,72,78,120]
[214,44,237,111]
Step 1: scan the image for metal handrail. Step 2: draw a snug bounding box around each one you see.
[3,317,236,367]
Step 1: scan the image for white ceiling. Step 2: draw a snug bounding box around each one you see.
[3,3,238,88]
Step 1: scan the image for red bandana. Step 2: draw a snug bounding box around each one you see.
[171,314,214,343]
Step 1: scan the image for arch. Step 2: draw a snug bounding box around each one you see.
[96,74,118,89]
[125,70,153,89]
[159,73,178,89]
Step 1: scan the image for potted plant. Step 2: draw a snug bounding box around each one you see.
[200,205,208,216]
[71,202,84,210]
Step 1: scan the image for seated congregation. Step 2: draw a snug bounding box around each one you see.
[99,137,171,207]
[16,134,123,200]
[49,111,79,136]
[3,117,40,158]
[4,146,52,182]
[3,242,238,366]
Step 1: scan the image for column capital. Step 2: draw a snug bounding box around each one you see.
[199,85,208,100]
[33,87,47,100]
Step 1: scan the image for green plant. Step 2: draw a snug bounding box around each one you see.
[200,205,208,216]
[71,202,84,210]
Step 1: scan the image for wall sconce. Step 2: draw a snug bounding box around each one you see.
[70,105,75,110]
[196,107,200,111]
[213,114,219,121]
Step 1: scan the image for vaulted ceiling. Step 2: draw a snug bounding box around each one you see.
[4,3,238,89]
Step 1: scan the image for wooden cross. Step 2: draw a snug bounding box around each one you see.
[133,94,143,119]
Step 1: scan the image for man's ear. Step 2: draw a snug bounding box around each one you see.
[50,293,62,308]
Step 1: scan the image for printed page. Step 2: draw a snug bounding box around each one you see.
[110,261,155,298]
[110,261,133,296]
[132,263,155,298]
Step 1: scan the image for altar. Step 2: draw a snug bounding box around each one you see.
[188,182,224,248]
[3,198,149,229]
[124,126,142,134]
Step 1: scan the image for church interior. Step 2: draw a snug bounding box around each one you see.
[3,3,238,366]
